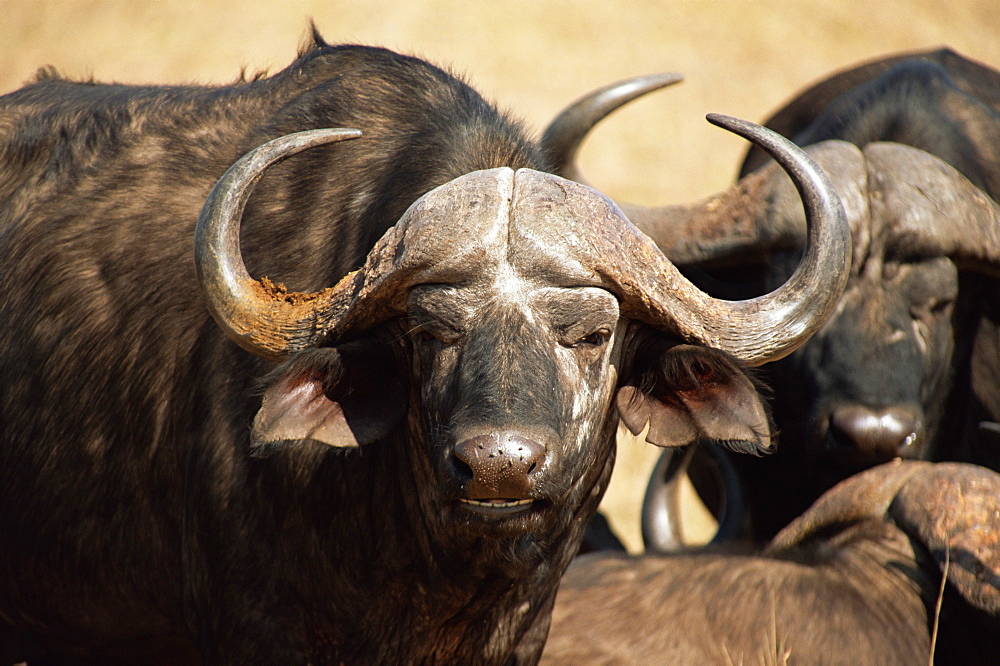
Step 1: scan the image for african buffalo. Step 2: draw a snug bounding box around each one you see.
[544,51,1000,546]
[713,50,1000,542]
[543,461,1000,665]
[737,48,1000,473]
[0,33,849,663]
[647,142,1000,547]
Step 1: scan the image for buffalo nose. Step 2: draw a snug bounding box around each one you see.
[453,434,546,500]
[827,404,923,462]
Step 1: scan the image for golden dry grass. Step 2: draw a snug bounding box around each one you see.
[3,0,997,551]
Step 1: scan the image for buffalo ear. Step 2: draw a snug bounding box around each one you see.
[251,341,406,456]
[616,344,772,455]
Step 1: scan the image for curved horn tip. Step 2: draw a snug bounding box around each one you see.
[278,127,363,150]
[705,113,764,138]
[681,112,850,365]
[542,73,684,178]
[626,71,685,91]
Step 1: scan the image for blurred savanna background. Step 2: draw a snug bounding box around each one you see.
[4,0,997,551]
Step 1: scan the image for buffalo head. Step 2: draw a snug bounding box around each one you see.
[194,118,848,556]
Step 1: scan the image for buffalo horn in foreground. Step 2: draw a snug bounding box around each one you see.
[196,119,849,367]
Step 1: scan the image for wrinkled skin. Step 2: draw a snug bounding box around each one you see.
[408,284,624,512]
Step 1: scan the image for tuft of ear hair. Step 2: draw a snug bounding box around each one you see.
[616,344,773,454]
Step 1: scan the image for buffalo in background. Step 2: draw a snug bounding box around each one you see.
[716,48,1000,542]
[0,30,850,663]
[547,49,1000,546]
[536,48,1000,665]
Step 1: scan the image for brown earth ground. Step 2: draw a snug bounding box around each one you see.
[3,0,997,552]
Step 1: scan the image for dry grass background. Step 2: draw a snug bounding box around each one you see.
[3,0,996,551]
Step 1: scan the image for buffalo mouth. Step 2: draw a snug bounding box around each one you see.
[458,497,536,516]
[451,494,552,528]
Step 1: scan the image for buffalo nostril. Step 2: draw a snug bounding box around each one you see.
[827,405,923,461]
[453,434,546,499]
[451,456,474,483]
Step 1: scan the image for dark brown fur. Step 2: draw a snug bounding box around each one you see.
[0,35,553,663]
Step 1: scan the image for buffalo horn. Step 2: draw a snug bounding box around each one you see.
[864,143,1000,278]
[640,446,693,553]
[590,114,850,365]
[541,72,683,182]
[545,77,1000,274]
[541,76,835,266]
[199,121,848,367]
[544,82,850,362]
[541,73,779,263]
[641,444,746,553]
[195,128,366,362]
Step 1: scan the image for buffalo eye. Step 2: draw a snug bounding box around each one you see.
[409,319,462,347]
[927,296,954,316]
[909,295,954,320]
[557,325,612,350]
[897,257,958,355]
[908,295,955,357]
[408,285,471,348]
[570,329,611,349]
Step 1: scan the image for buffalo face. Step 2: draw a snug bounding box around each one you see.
[408,282,623,536]
[627,140,1000,545]
[766,251,959,473]
[244,168,772,553]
